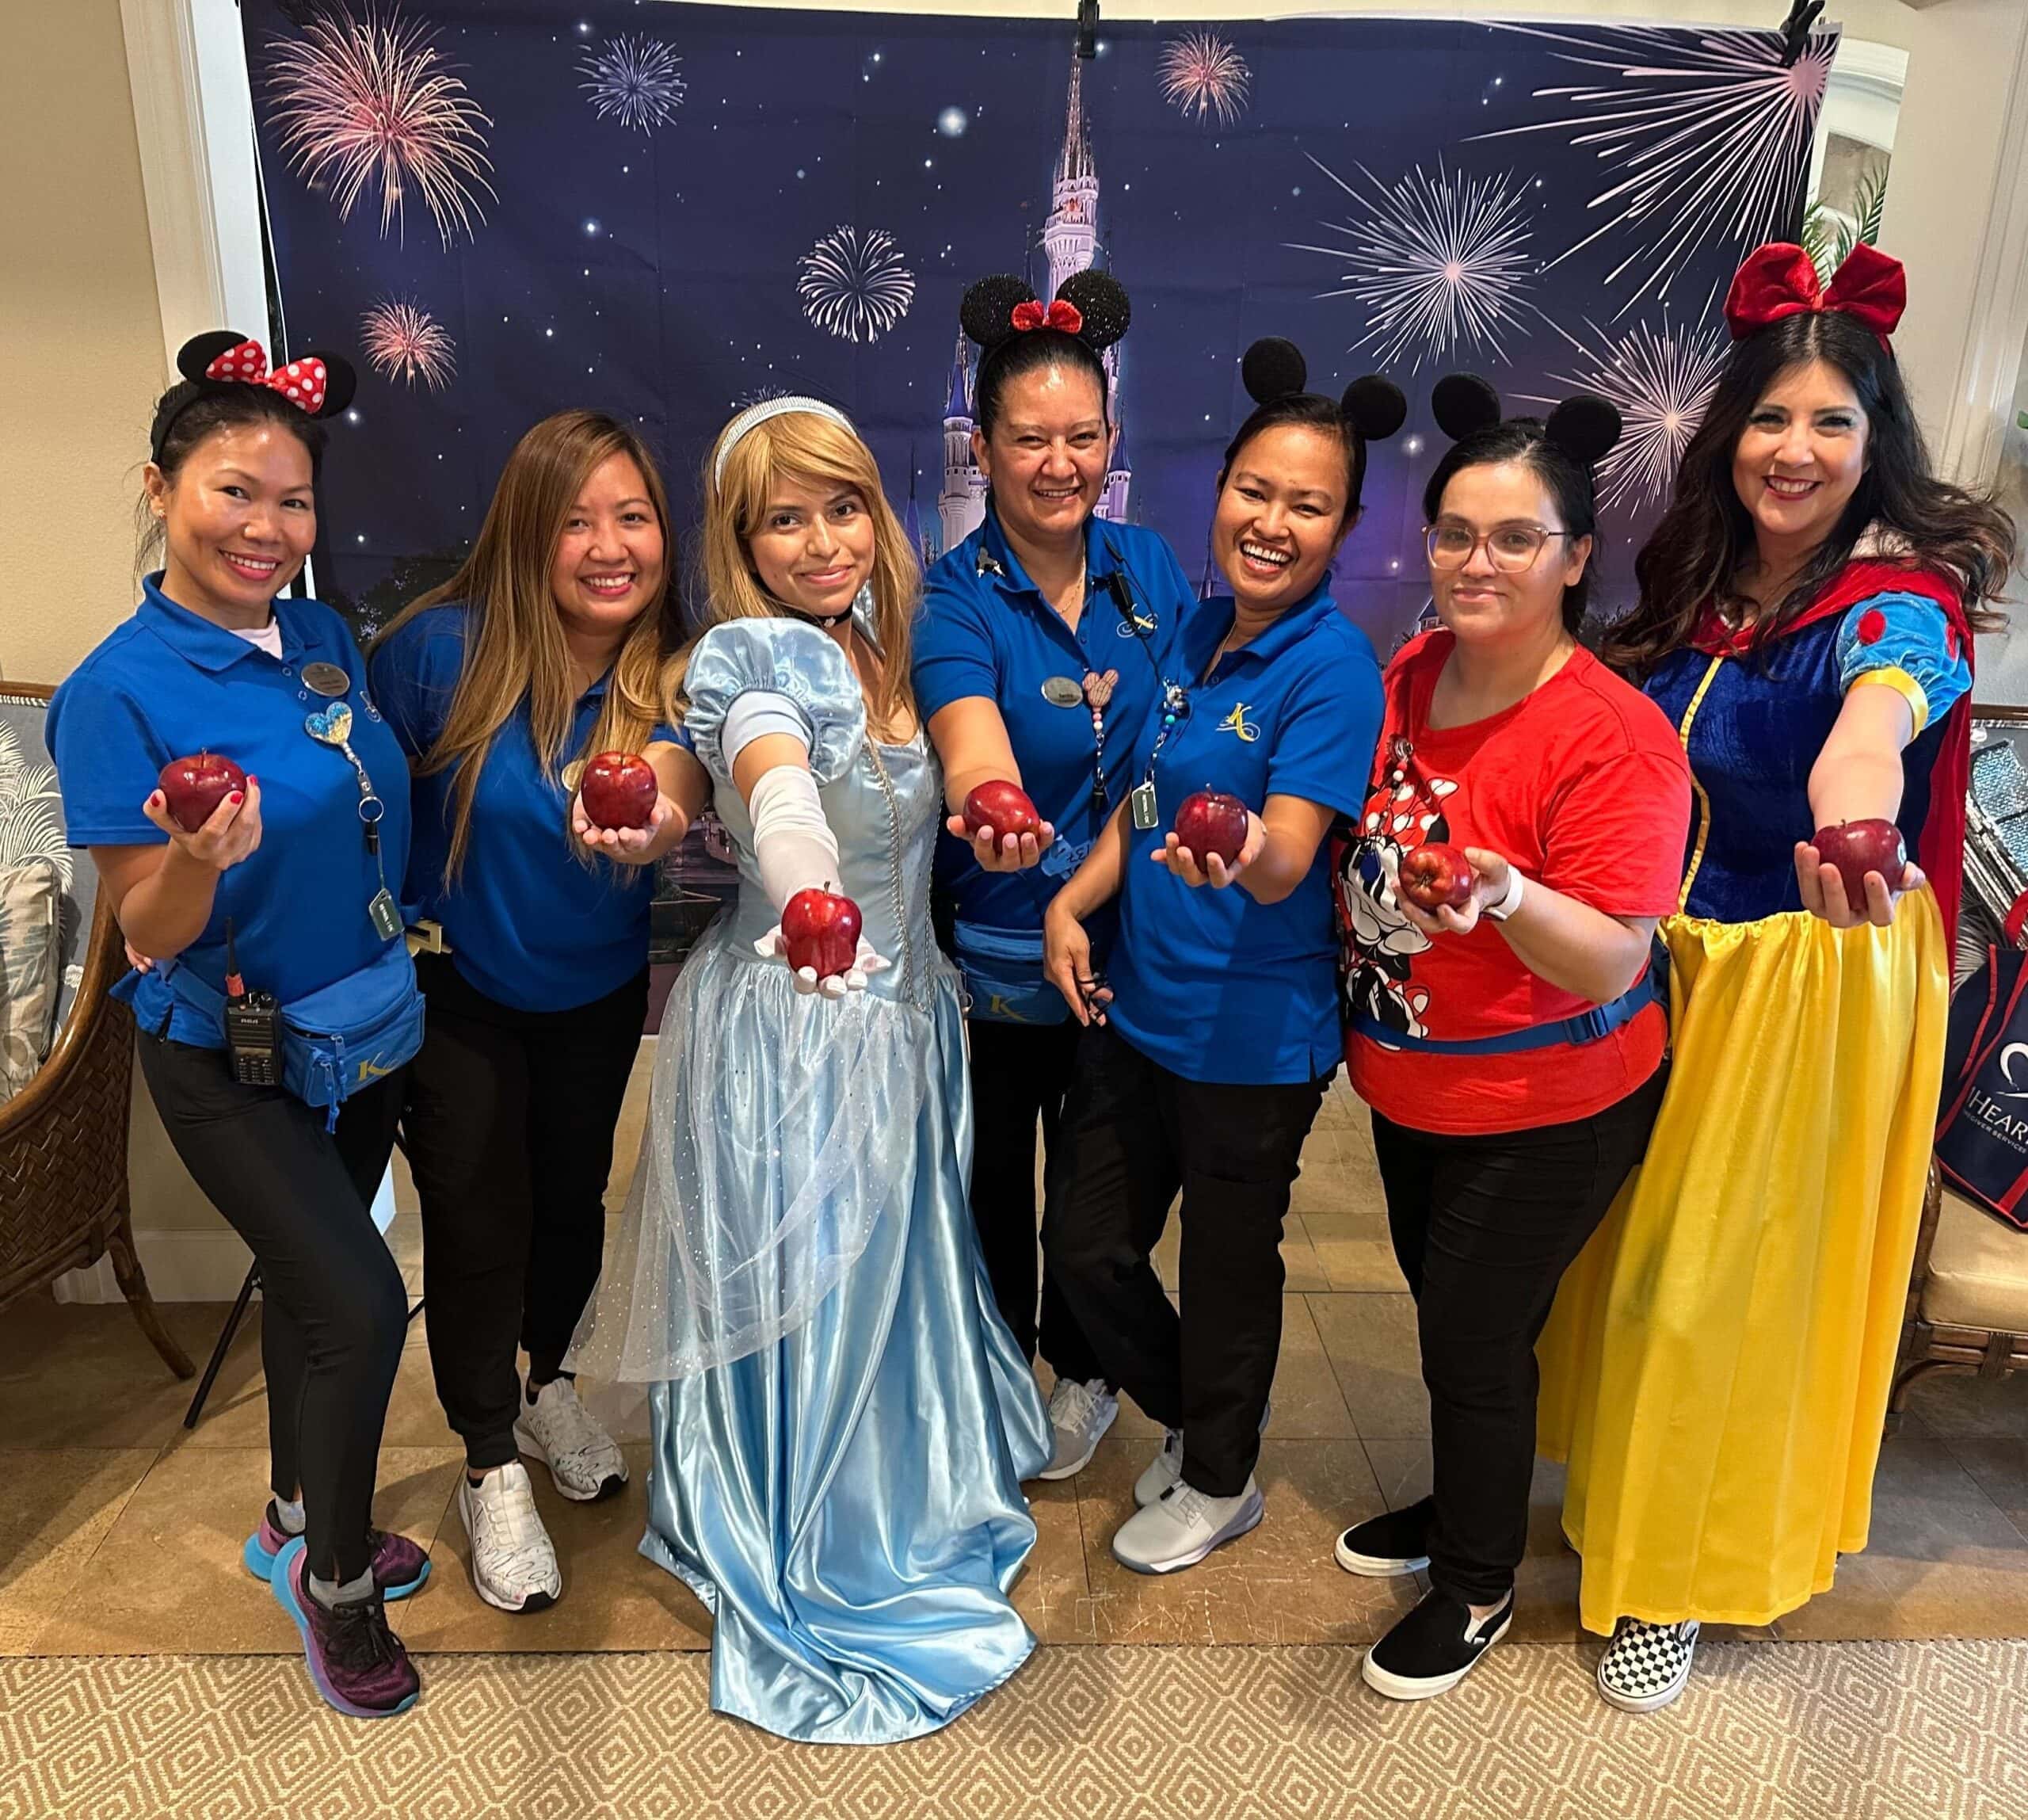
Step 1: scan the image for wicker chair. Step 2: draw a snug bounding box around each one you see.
[0,684,191,1379]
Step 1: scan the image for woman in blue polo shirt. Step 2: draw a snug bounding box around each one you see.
[914,269,1196,1481]
[51,334,426,1719]
[1043,341,1400,1573]
[369,411,688,1616]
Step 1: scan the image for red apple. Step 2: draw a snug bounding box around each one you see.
[580,750,658,830]
[962,780,1043,844]
[1172,790,1249,868]
[1397,842,1475,912]
[782,887,863,979]
[158,751,246,834]
[1812,818,1909,900]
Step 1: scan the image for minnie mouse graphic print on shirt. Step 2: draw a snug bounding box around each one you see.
[1334,629,1692,1137]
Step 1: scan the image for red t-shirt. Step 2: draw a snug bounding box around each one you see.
[1336,631,1693,1135]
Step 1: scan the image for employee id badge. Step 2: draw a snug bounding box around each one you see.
[367,888,404,941]
[1130,781,1160,830]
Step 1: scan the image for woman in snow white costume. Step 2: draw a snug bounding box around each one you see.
[570,399,1049,1743]
[1535,242,2018,1711]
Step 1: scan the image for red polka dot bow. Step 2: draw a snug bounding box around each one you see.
[202,339,331,414]
[1722,242,1906,349]
[1010,298,1085,335]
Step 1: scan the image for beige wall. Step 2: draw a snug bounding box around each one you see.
[0,1,219,1236]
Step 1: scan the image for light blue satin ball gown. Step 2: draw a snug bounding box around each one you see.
[574,618,1050,1745]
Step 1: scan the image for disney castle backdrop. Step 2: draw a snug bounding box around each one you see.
[238,1,1833,647]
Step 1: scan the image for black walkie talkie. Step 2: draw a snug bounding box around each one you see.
[221,918,281,1086]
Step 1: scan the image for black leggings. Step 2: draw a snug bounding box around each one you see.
[135,1033,406,1585]
[1371,1068,1668,1605]
[966,1017,1105,1386]
[400,954,648,1470]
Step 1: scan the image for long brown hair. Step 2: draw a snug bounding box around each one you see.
[374,410,682,881]
[689,409,920,738]
[1603,309,2015,674]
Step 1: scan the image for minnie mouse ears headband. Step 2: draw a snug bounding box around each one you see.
[151,331,357,462]
[959,269,1132,354]
[1430,373,1622,467]
[1724,241,1905,349]
[1238,338,1408,442]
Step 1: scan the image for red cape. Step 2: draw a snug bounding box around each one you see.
[1692,560,1973,945]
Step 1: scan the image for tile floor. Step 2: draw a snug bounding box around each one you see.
[5,1074,2027,1660]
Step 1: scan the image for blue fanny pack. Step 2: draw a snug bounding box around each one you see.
[1350,950,1666,1056]
[951,918,1069,1025]
[163,939,424,1128]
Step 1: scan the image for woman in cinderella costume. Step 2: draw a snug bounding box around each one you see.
[570,396,1050,1744]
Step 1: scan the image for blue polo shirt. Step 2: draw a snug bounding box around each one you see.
[370,602,672,1014]
[1105,586,1382,1086]
[913,507,1196,941]
[48,574,413,1049]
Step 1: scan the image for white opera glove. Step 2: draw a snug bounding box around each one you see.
[741,758,891,995]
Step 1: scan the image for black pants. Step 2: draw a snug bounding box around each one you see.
[402,954,649,1470]
[1371,1068,1668,1605]
[1043,1023,1328,1497]
[135,1033,406,1585]
[966,1017,1105,1385]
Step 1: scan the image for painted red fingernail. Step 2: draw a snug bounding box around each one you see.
[228,792,244,805]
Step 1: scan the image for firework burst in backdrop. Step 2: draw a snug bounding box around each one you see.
[360,296,456,390]
[1157,30,1252,126]
[1523,314,1728,508]
[263,2,494,248]
[579,33,687,134]
[1289,158,1538,372]
[796,227,916,344]
[1473,24,1833,311]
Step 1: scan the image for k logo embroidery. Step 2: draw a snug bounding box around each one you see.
[355,1057,400,1086]
[1115,607,1159,639]
[1218,704,1261,742]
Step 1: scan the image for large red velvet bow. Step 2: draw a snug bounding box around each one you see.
[1010,298,1084,335]
[1723,242,1907,348]
[202,339,332,414]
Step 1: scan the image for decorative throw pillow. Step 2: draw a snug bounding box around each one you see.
[0,857,63,1102]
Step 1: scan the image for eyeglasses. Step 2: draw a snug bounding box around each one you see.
[1424,522,1572,572]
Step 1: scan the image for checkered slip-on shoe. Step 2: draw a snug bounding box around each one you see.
[1596,1617,1700,1712]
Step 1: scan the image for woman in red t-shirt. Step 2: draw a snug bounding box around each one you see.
[1328,376,1692,1704]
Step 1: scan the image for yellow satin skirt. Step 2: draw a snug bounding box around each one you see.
[1535,893,1949,1632]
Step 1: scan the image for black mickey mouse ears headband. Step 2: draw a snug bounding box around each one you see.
[1429,372,1622,467]
[960,269,1132,355]
[151,330,358,462]
[1239,337,1408,442]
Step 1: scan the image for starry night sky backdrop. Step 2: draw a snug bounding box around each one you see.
[239,1,1831,650]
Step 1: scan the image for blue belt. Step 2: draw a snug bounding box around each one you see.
[1350,962,1664,1057]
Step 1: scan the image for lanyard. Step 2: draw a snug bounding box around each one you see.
[304,702,404,940]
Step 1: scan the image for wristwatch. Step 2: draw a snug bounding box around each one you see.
[1483,869,1526,922]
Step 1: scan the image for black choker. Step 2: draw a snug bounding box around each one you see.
[781,602,856,628]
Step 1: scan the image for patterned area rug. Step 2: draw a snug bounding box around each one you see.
[5,1640,2026,1819]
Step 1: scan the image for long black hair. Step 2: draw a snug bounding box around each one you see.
[1421,375,1622,635]
[959,270,1131,439]
[1603,308,2015,672]
[1220,338,1405,527]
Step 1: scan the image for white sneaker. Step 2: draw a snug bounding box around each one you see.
[458,1460,562,1613]
[1134,1430,1184,1508]
[515,1377,628,1502]
[1135,1399,1272,1508]
[1111,1477,1264,1574]
[1036,1376,1118,1482]
[1596,1617,1700,1712]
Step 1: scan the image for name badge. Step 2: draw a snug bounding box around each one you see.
[1041,676,1084,708]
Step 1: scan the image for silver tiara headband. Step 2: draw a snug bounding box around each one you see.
[711,395,858,490]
